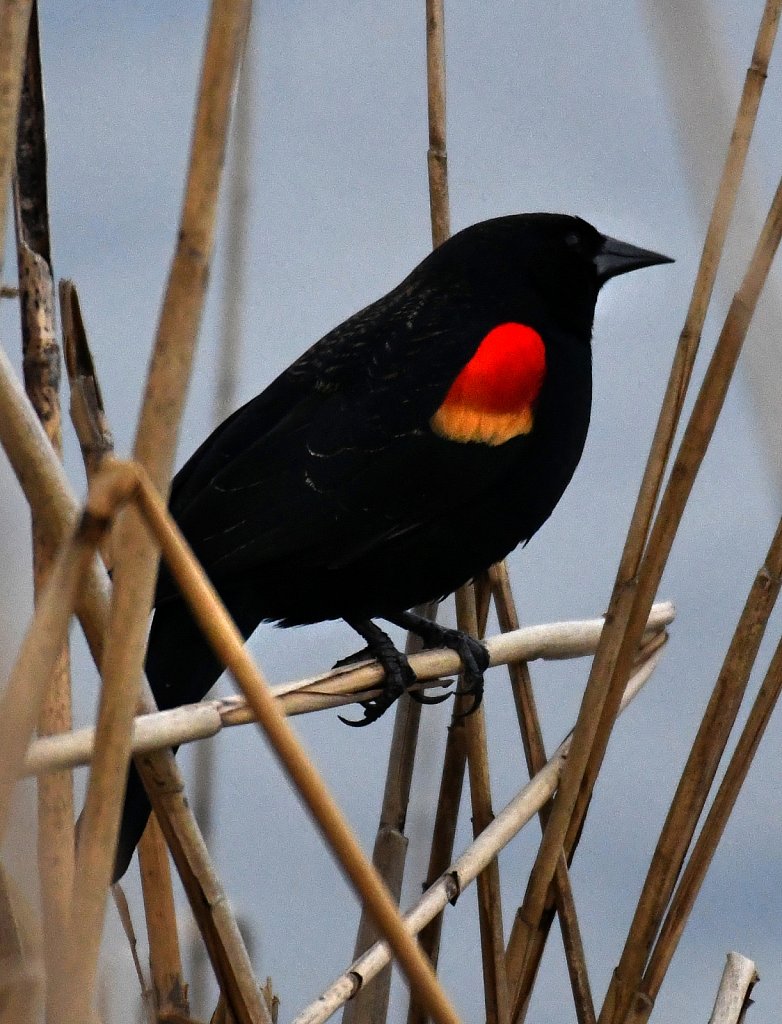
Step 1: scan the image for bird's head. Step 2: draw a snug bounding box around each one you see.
[438,213,673,335]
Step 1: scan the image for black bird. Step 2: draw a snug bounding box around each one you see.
[113,213,672,878]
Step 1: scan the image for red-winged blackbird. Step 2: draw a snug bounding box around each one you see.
[113,213,672,878]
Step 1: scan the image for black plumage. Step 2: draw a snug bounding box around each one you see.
[112,213,672,878]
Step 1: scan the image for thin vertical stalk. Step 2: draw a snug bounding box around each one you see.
[13,8,74,1021]
[639,637,782,1014]
[508,4,782,1000]
[0,0,33,277]
[346,3,453,1015]
[600,516,782,1022]
[456,585,510,1024]
[139,817,191,1019]
[488,564,594,1024]
[61,3,253,1021]
[129,462,462,1024]
[0,347,267,1024]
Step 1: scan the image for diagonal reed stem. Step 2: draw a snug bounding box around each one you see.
[600,516,782,1023]
[293,643,667,1024]
[508,4,782,1003]
[12,10,74,1021]
[489,563,595,1024]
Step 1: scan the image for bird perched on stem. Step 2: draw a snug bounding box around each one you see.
[112,213,672,879]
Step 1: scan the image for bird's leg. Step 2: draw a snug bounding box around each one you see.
[338,619,419,726]
[386,609,490,716]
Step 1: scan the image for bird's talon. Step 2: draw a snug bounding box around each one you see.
[409,686,452,706]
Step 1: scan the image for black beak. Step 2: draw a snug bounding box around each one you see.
[594,234,674,283]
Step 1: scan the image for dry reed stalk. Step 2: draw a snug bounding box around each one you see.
[112,883,157,1024]
[293,643,667,1024]
[510,6,782,992]
[61,279,189,1021]
[705,953,759,1024]
[425,0,449,247]
[406,577,492,1024]
[0,864,43,1024]
[109,460,458,1024]
[344,6,454,1014]
[0,0,33,277]
[637,633,782,1014]
[21,605,675,778]
[455,584,510,1024]
[139,817,191,1020]
[12,10,74,1019]
[0,520,96,842]
[59,2,253,1019]
[488,563,594,1024]
[61,281,114,481]
[599,516,782,1022]
[0,348,266,1024]
[341,687,424,1024]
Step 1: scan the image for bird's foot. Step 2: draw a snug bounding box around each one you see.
[388,610,490,717]
[338,619,448,726]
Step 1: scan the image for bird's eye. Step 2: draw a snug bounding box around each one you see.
[565,232,580,248]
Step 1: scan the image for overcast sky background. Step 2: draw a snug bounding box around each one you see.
[1,2,781,1022]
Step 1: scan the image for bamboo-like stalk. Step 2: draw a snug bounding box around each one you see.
[293,644,667,1024]
[706,953,759,1024]
[0,521,96,843]
[12,11,74,1021]
[425,0,449,248]
[344,6,454,1015]
[19,607,672,778]
[61,277,190,1024]
[59,2,253,1020]
[455,583,510,1024]
[61,281,114,481]
[599,517,782,1023]
[341,686,423,1024]
[515,174,782,1019]
[104,459,461,1024]
[0,0,33,278]
[507,4,782,1003]
[488,563,594,1024]
[0,864,43,1024]
[139,816,191,1020]
[637,634,782,1013]
[112,883,157,1024]
[0,299,267,1024]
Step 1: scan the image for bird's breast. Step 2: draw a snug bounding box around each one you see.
[430,322,546,446]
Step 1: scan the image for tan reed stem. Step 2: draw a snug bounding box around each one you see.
[639,640,782,1011]
[12,11,74,1019]
[61,276,189,1020]
[111,883,157,1024]
[0,519,98,843]
[61,281,114,481]
[425,0,449,247]
[515,176,782,1024]
[293,643,667,1024]
[21,603,674,778]
[406,578,492,1024]
[488,563,594,1024]
[0,342,267,1024]
[0,0,33,278]
[506,6,782,1006]
[109,459,460,1024]
[456,583,510,1024]
[704,953,759,1024]
[54,2,255,1019]
[138,817,191,1019]
[594,179,782,1024]
[598,516,782,1024]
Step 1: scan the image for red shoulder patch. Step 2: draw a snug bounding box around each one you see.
[431,323,546,445]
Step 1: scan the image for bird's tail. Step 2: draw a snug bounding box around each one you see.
[111,596,230,881]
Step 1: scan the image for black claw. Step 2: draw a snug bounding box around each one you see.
[339,618,419,725]
[408,686,453,706]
